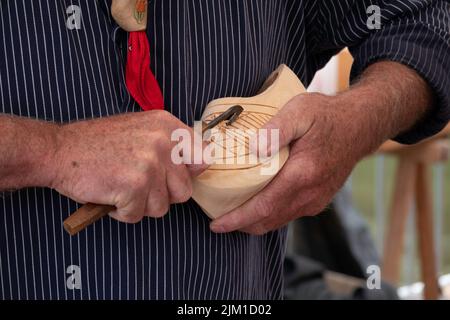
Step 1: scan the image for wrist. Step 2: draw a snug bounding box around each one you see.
[25,120,61,188]
[0,116,61,190]
[324,92,387,158]
[339,62,432,147]
[340,93,387,151]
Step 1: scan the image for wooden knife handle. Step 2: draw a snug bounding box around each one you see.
[64,203,115,236]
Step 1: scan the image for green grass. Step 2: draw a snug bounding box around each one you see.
[351,156,450,284]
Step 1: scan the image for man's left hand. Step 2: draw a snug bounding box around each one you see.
[210,61,432,235]
[210,93,373,235]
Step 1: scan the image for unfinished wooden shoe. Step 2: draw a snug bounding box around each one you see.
[192,64,306,219]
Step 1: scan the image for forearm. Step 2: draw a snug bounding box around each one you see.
[0,115,58,190]
[334,61,434,156]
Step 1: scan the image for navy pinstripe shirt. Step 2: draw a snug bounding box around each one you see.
[0,0,449,299]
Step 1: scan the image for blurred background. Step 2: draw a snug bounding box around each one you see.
[284,49,450,300]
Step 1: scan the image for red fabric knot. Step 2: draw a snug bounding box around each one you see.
[125,31,164,111]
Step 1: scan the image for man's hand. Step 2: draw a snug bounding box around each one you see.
[210,61,433,235]
[49,110,206,223]
[210,93,362,235]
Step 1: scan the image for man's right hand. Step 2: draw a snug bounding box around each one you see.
[48,110,206,223]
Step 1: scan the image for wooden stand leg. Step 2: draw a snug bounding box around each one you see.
[415,163,440,299]
[382,157,417,284]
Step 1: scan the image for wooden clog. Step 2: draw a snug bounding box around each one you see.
[192,64,306,218]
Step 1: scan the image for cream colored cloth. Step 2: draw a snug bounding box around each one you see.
[111,0,147,32]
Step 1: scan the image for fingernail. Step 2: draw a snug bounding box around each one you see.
[210,223,226,233]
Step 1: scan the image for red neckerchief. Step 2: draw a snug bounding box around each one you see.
[126,30,164,110]
[113,0,164,111]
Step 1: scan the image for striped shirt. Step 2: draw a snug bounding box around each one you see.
[0,0,449,300]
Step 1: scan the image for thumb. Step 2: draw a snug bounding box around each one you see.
[170,123,210,177]
[187,162,209,177]
[185,128,210,177]
[250,98,311,157]
[186,150,209,177]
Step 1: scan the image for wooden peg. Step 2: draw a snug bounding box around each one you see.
[63,203,115,236]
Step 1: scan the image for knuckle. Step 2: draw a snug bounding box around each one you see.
[126,174,147,191]
[255,200,272,219]
[171,178,192,203]
[145,187,170,218]
[142,152,160,171]
[114,196,146,223]
[171,187,192,204]
[148,201,169,218]
[150,131,169,150]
